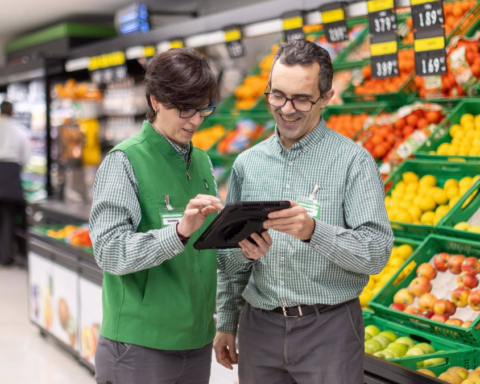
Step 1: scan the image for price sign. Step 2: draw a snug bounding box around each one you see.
[367,0,397,35]
[410,0,445,32]
[414,30,447,75]
[89,51,128,84]
[170,39,184,49]
[282,11,305,42]
[370,34,399,78]
[320,3,349,43]
[224,27,246,58]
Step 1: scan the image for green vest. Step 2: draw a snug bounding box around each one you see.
[100,121,218,350]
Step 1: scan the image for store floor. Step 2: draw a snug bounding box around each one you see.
[0,266,239,384]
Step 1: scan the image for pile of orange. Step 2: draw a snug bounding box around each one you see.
[325,113,369,138]
[444,0,476,36]
[402,18,414,45]
[354,50,415,95]
[192,125,226,151]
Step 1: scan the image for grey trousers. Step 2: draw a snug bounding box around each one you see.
[94,336,212,384]
[238,298,364,384]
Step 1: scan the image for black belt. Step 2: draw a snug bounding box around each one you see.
[270,303,333,317]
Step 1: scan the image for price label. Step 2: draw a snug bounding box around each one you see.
[89,51,126,71]
[170,40,184,49]
[414,30,447,76]
[90,65,128,84]
[411,0,445,31]
[367,0,397,35]
[320,3,349,43]
[370,34,399,78]
[224,27,246,59]
[282,11,305,42]
[144,46,155,57]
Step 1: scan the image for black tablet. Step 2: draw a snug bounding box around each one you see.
[193,201,291,250]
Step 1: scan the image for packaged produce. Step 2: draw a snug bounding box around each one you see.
[192,125,226,151]
[217,118,265,154]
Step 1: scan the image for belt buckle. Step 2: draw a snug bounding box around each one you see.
[282,305,303,318]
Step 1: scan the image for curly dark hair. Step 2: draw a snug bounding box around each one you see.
[270,39,333,96]
[144,48,219,122]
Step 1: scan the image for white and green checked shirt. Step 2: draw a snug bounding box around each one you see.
[89,121,216,276]
[216,118,394,334]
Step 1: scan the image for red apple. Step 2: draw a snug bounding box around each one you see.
[409,276,432,297]
[393,288,415,306]
[434,253,451,272]
[418,310,434,319]
[451,287,471,308]
[431,314,450,323]
[457,272,479,289]
[462,257,480,275]
[434,300,456,316]
[416,263,437,280]
[462,321,473,329]
[418,293,437,312]
[468,290,480,311]
[445,318,464,327]
[404,307,420,316]
[448,255,467,274]
[390,303,406,311]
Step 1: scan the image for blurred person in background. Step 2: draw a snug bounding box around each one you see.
[0,100,30,266]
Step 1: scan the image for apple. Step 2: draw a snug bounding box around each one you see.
[386,342,408,357]
[365,325,381,337]
[457,272,479,289]
[365,339,382,353]
[365,333,372,341]
[405,347,425,356]
[468,290,480,311]
[417,368,436,378]
[396,337,415,349]
[434,299,456,316]
[434,252,451,272]
[438,372,463,384]
[418,310,434,319]
[373,350,395,359]
[415,343,435,354]
[378,331,397,342]
[409,276,432,297]
[419,293,437,312]
[404,307,420,316]
[445,318,464,327]
[393,288,415,306]
[421,357,446,367]
[462,257,480,275]
[431,313,450,323]
[468,371,480,381]
[390,303,406,311]
[416,263,437,280]
[448,255,467,274]
[451,287,471,308]
[462,321,473,329]
[373,335,392,349]
[447,367,469,380]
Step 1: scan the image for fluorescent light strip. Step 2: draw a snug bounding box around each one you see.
[157,41,172,53]
[126,46,146,60]
[185,30,225,48]
[243,19,283,38]
[65,57,90,72]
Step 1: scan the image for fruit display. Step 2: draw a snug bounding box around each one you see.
[330,69,359,105]
[444,0,478,37]
[53,79,102,100]
[454,221,480,234]
[418,365,480,383]
[385,171,479,225]
[324,113,369,139]
[360,244,415,309]
[192,124,227,151]
[46,225,93,248]
[216,118,269,154]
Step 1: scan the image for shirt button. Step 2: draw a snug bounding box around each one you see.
[282,233,286,236]
[286,184,290,189]
[283,302,287,307]
[288,162,293,166]
[280,257,285,261]
[315,245,320,250]
[280,281,284,286]
[174,250,180,254]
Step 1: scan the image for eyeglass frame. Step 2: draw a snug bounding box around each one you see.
[178,99,217,119]
[264,86,323,112]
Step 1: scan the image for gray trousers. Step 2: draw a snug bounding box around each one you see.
[238,298,364,384]
[94,336,212,384]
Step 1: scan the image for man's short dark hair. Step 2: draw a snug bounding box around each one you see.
[270,39,334,96]
[144,48,219,122]
[0,101,13,116]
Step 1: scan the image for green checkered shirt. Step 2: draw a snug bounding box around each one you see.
[216,118,394,334]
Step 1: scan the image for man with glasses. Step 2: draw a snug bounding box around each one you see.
[214,39,393,383]
[90,48,225,384]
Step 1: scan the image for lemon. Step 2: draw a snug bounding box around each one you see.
[419,197,436,212]
[458,147,471,156]
[397,244,413,260]
[473,175,480,182]
[460,186,471,196]
[436,205,450,217]
[387,210,398,221]
[403,193,416,203]
[402,261,415,275]
[469,148,480,157]
[372,286,383,295]
[463,190,478,207]
[420,211,435,225]
[475,115,480,129]
[408,206,422,222]
[365,278,376,291]
[464,122,475,132]
[413,196,425,209]
[468,226,480,233]
[444,179,459,190]
[449,196,460,208]
[446,187,460,200]
[432,188,448,205]
[385,196,392,206]
[459,176,473,190]
[437,143,451,155]
[396,211,413,223]
[399,201,411,211]
[388,257,406,269]
[461,114,474,127]
[448,145,460,156]
[359,291,374,307]
[418,186,433,197]
[406,183,419,194]
[454,222,470,231]
[394,181,406,191]
[419,175,437,188]
[433,215,443,226]
[449,124,463,138]
[391,190,404,200]
[403,172,419,184]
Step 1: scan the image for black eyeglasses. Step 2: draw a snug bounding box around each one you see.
[178,99,216,119]
[264,87,322,112]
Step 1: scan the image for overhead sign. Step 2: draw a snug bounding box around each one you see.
[367,0,397,35]
[414,29,447,76]
[320,3,349,43]
[88,52,128,84]
[224,26,246,58]
[115,3,150,35]
[370,34,399,78]
[282,11,305,42]
[410,0,445,32]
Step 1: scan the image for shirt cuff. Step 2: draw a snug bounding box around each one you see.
[308,220,336,254]
[234,248,257,264]
[216,310,240,334]
[154,224,186,261]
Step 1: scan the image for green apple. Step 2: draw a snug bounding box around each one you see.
[419,357,446,367]
[365,346,376,355]
[416,343,436,355]
[365,333,372,341]
[365,325,381,337]
[405,347,425,357]
[365,339,382,353]
[379,331,398,342]
[396,337,415,349]
[373,335,392,349]
[386,342,408,357]
[374,350,395,359]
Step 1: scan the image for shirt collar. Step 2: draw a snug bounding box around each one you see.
[270,117,327,155]
[147,121,191,159]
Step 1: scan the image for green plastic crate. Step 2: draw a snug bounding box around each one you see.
[363,315,477,376]
[384,159,480,239]
[438,179,480,241]
[449,0,480,41]
[31,224,93,253]
[415,99,480,162]
[370,234,480,347]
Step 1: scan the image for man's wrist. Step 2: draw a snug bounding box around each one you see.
[302,218,316,243]
[176,223,190,245]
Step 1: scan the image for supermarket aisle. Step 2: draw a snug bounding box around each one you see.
[0,266,94,384]
[0,266,239,384]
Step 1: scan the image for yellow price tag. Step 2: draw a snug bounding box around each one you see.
[322,8,345,24]
[283,16,303,30]
[411,0,436,5]
[170,40,184,48]
[414,36,445,52]
[89,51,126,70]
[370,40,398,56]
[367,0,394,13]
[144,46,155,57]
[225,29,242,42]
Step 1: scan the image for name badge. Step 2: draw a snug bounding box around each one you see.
[297,201,321,219]
[160,212,184,228]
